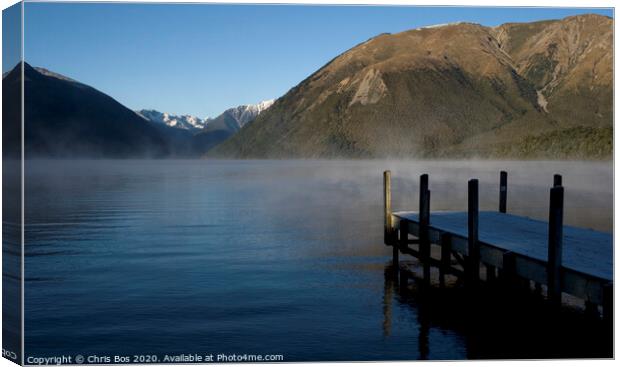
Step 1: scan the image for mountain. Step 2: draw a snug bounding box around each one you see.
[190,100,274,154]
[3,62,273,158]
[136,110,208,132]
[201,100,274,132]
[136,100,274,155]
[197,100,275,133]
[3,63,195,158]
[138,99,274,134]
[210,14,612,159]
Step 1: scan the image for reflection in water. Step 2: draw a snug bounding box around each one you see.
[382,262,612,359]
[382,267,394,337]
[382,264,430,360]
[417,300,430,361]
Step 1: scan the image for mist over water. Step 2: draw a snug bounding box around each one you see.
[23,159,612,360]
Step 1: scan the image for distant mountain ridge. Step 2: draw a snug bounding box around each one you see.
[137,99,274,133]
[3,63,231,157]
[2,62,274,158]
[203,99,274,133]
[211,14,612,159]
[4,14,611,159]
[224,100,276,127]
[136,110,209,131]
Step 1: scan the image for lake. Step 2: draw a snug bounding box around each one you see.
[22,159,613,361]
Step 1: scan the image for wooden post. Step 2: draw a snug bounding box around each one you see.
[419,174,429,227]
[399,219,408,249]
[419,174,431,286]
[553,174,562,187]
[499,171,507,213]
[490,172,502,282]
[547,186,564,306]
[384,171,393,246]
[467,179,480,287]
[439,233,451,287]
[395,219,407,266]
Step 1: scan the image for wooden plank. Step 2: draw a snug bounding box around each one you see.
[392,211,612,282]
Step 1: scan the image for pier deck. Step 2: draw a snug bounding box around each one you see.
[393,211,612,282]
[383,170,613,320]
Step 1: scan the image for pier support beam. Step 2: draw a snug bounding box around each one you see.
[419,174,431,286]
[395,219,408,266]
[467,179,480,288]
[547,186,564,306]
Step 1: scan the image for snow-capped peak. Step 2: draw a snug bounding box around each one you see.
[418,21,468,30]
[137,99,275,133]
[224,99,275,126]
[136,109,209,131]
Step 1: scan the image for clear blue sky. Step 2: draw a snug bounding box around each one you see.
[22,3,612,118]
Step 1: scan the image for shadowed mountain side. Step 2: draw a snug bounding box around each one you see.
[191,129,235,155]
[2,63,22,158]
[5,63,198,158]
[210,14,612,159]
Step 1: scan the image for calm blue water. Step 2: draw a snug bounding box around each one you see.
[23,160,612,361]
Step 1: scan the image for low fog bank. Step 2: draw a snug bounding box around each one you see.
[24,159,613,238]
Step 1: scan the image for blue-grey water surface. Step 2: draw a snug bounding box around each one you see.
[23,160,613,361]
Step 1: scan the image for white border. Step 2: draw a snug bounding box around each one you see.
[0,1,617,367]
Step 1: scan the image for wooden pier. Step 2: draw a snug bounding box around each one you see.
[383,170,613,321]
